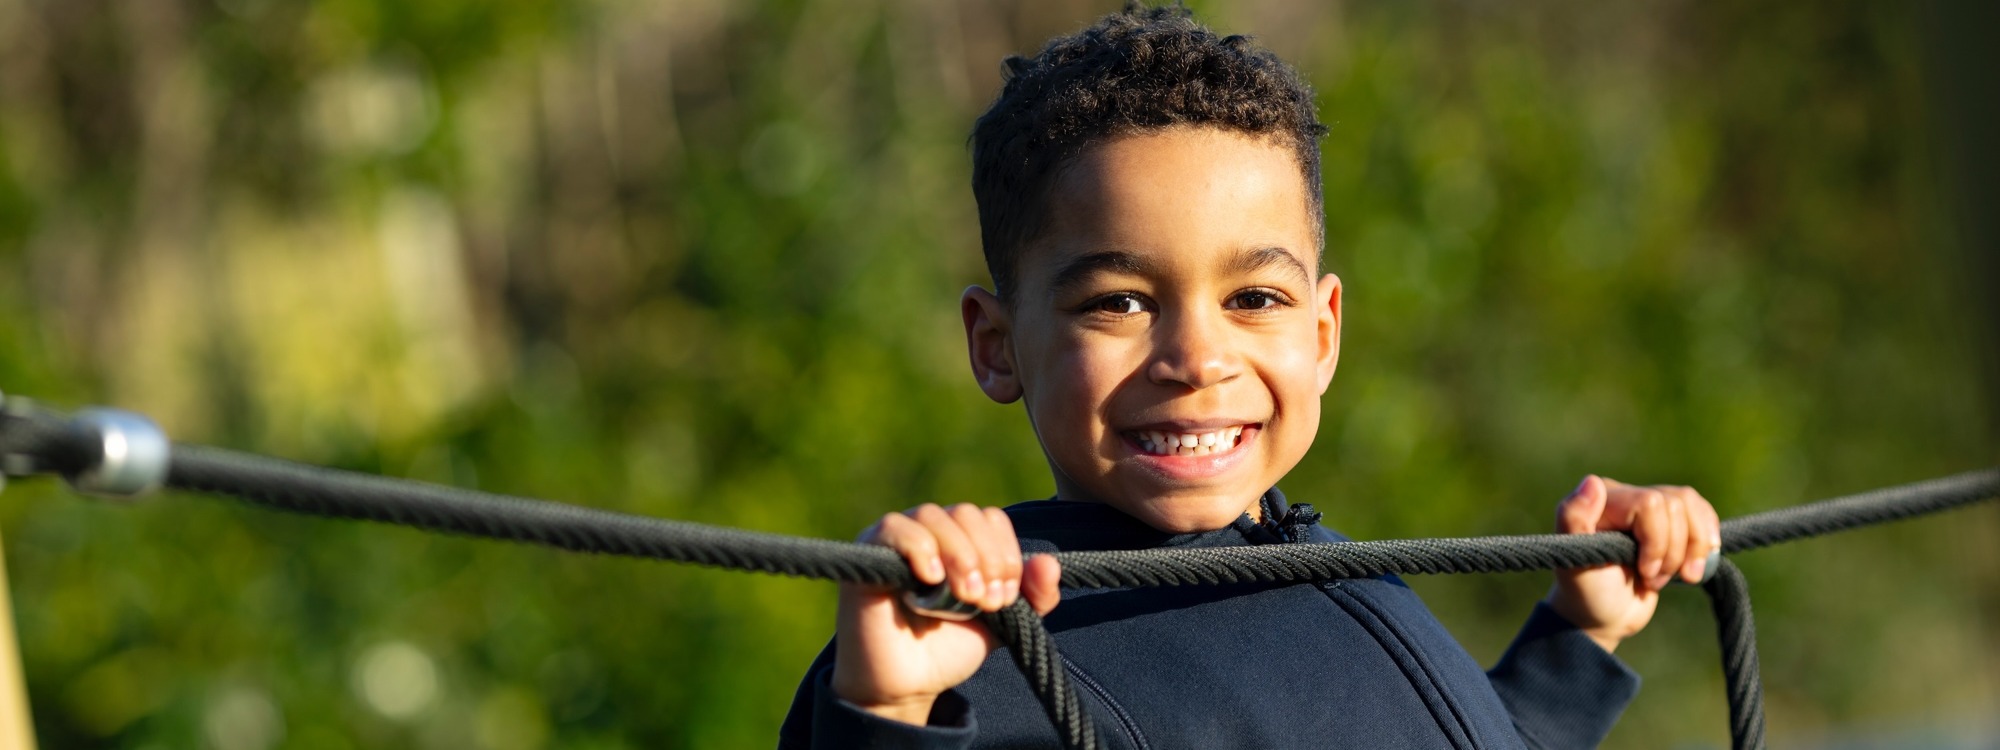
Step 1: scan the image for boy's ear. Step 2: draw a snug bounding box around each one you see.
[961,286,1024,403]
[1314,273,1343,395]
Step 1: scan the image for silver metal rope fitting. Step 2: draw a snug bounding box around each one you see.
[1697,547,1722,585]
[69,408,169,498]
[1672,547,1725,587]
[902,582,981,621]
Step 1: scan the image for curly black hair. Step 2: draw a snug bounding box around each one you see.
[970,2,1328,300]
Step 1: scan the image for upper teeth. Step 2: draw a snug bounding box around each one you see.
[1135,426,1244,456]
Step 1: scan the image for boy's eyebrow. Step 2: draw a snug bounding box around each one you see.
[1232,246,1312,286]
[1049,250,1157,295]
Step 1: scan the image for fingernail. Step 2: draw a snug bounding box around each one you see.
[927,558,945,582]
[987,579,1004,605]
[1005,578,1020,604]
[964,569,985,599]
[1688,557,1707,582]
[1571,476,1590,496]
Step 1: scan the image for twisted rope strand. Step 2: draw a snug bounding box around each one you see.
[982,601,1098,750]
[1720,467,2000,554]
[1702,560,1765,750]
[172,445,920,587]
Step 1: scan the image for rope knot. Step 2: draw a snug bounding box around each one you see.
[1278,502,1321,543]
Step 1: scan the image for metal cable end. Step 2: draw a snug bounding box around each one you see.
[1672,548,1725,587]
[901,581,981,621]
[68,408,170,498]
[1697,547,1722,585]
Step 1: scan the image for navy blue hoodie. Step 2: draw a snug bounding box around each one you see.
[780,490,1639,749]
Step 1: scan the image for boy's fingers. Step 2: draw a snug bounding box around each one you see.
[1704,498,1723,553]
[913,503,984,605]
[1656,488,1689,590]
[1556,475,1606,534]
[1592,477,1643,531]
[871,512,945,585]
[1022,554,1063,616]
[948,503,1004,610]
[986,507,1024,605]
[1629,488,1669,584]
[1683,491,1723,583]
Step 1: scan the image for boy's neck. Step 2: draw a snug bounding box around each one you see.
[1048,481,1269,529]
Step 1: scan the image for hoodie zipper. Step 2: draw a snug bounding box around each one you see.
[1061,653,1151,750]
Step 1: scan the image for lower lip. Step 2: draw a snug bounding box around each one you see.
[1122,426,1260,482]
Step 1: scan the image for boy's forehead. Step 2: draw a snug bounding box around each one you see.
[1022,127,1319,290]
[1048,129,1301,210]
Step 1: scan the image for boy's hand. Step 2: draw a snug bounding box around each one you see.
[1547,476,1721,654]
[830,503,1063,725]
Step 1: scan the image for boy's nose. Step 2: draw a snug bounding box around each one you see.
[1145,311,1240,390]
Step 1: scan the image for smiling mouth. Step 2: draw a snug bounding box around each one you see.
[1126,425,1252,457]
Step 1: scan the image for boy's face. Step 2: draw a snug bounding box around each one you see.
[962,126,1341,533]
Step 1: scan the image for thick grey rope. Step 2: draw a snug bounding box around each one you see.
[171,444,921,586]
[1720,468,2000,554]
[982,600,1095,750]
[5,403,1997,750]
[1703,559,1763,750]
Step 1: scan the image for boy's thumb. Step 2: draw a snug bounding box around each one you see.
[1022,555,1063,616]
[1557,475,1606,534]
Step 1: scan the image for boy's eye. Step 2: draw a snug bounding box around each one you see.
[1229,290,1286,310]
[1093,294,1147,315]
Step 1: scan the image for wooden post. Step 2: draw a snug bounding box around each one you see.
[0,532,37,750]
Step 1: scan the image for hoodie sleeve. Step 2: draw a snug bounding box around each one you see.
[1486,602,1642,749]
[779,647,979,750]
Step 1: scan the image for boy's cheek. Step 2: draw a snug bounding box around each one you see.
[1035,339,1140,402]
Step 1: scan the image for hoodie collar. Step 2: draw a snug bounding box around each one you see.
[1004,488,1312,553]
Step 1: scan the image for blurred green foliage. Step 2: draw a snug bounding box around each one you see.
[0,0,1994,748]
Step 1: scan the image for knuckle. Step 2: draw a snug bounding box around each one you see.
[865,514,906,541]
[947,552,976,573]
[949,504,986,525]
[879,524,930,553]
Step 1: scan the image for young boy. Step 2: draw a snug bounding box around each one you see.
[780,5,1720,748]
